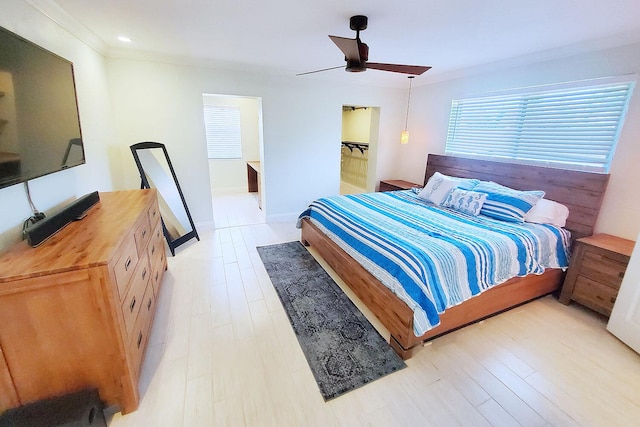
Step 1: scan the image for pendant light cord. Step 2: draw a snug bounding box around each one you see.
[404,76,415,129]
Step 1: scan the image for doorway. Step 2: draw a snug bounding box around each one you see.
[202,94,265,227]
[340,105,380,194]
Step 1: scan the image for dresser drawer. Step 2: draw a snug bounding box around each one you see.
[120,255,151,341]
[580,251,627,289]
[147,223,165,292]
[148,201,160,229]
[113,237,140,300]
[150,255,166,298]
[133,214,152,256]
[128,280,155,378]
[147,221,164,268]
[572,275,618,316]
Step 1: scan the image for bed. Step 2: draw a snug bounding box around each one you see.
[299,154,609,359]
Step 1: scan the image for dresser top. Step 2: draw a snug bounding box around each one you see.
[578,233,636,257]
[0,190,157,283]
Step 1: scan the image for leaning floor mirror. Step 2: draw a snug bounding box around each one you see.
[130,141,199,255]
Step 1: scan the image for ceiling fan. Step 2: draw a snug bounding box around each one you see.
[297,15,431,76]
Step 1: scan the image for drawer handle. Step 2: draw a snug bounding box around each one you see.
[125,257,132,271]
[155,271,159,282]
[152,209,157,218]
[142,229,147,238]
[151,245,155,255]
[142,268,147,280]
[137,332,143,349]
[147,297,152,310]
[129,297,136,313]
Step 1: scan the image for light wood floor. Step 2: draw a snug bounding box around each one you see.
[108,193,640,427]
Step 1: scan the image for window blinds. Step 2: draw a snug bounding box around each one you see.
[203,105,242,159]
[445,80,635,172]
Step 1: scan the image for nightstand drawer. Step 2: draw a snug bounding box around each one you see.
[572,275,618,316]
[580,251,627,288]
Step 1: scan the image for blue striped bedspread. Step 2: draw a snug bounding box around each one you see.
[297,190,571,336]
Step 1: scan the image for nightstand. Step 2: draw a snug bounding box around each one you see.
[559,233,635,317]
[379,179,421,192]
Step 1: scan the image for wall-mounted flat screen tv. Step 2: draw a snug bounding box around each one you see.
[0,25,84,190]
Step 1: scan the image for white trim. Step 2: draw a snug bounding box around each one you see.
[24,0,108,54]
[461,75,637,99]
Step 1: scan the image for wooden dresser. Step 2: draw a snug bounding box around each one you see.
[559,233,635,317]
[0,190,167,414]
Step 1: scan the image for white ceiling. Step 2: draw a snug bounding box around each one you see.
[42,0,640,87]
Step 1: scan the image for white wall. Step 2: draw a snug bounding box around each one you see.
[106,58,404,224]
[0,0,116,251]
[205,95,261,193]
[395,43,640,240]
[342,108,372,142]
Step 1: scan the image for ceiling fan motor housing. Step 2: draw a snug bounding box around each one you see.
[345,41,368,72]
[346,60,366,72]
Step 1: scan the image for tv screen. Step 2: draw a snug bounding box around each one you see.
[0,25,84,190]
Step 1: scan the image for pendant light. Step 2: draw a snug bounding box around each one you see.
[401,76,415,144]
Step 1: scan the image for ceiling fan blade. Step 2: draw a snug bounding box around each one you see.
[366,63,432,75]
[296,65,345,76]
[329,35,360,61]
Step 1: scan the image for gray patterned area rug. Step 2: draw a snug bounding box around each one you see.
[257,241,406,401]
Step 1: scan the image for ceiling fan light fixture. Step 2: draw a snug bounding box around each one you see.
[400,129,409,145]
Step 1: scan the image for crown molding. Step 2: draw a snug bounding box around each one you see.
[24,0,108,54]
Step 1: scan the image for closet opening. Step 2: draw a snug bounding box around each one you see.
[340,105,380,194]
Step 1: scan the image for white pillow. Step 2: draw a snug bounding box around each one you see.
[417,172,459,205]
[525,198,570,227]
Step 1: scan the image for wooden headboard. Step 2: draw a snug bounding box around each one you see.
[425,155,610,241]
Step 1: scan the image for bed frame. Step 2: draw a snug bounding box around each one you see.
[300,154,610,359]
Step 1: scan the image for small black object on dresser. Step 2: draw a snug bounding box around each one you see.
[24,191,100,247]
[0,388,106,427]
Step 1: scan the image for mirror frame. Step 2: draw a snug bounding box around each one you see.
[130,141,199,255]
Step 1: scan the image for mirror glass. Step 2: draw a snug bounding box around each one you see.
[131,142,199,254]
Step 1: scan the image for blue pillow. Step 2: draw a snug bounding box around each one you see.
[442,189,488,216]
[474,181,544,223]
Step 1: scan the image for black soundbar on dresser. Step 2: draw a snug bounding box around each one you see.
[25,191,100,247]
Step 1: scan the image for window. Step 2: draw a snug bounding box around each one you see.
[203,105,242,159]
[445,78,635,172]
